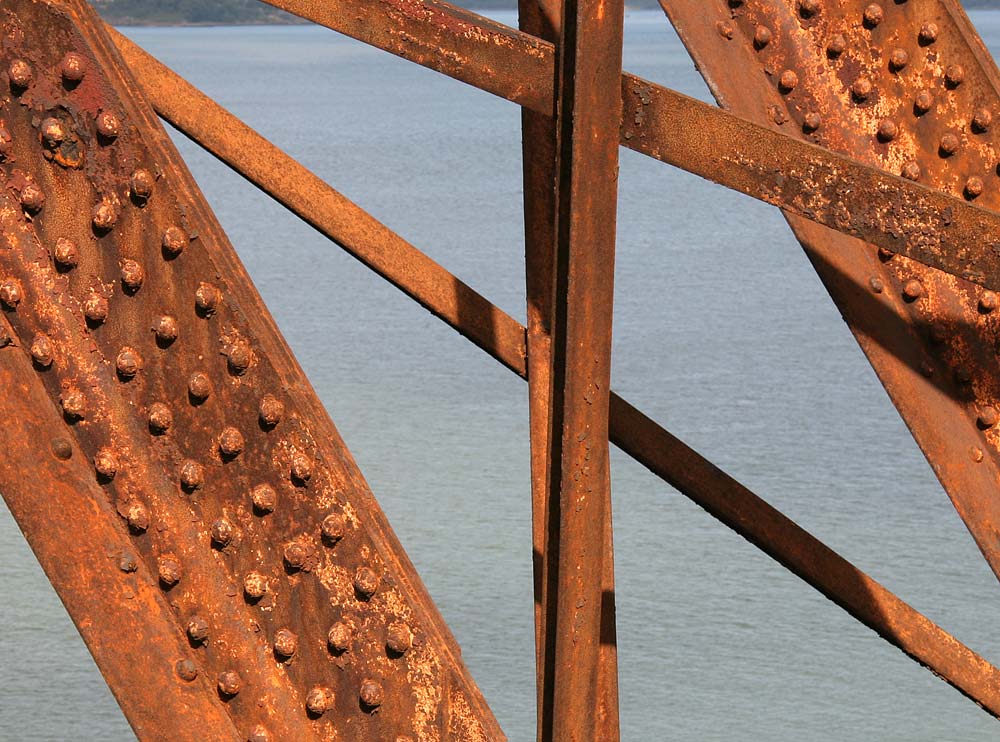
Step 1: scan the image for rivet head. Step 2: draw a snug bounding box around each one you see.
[130,169,154,201]
[965,176,984,200]
[243,571,268,600]
[851,77,873,102]
[179,459,205,491]
[219,427,245,458]
[778,70,798,93]
[126,501,150,532]
[799,0,819,18]
[248,725,270,742]
[120,259,145,292]
[251,483,276,514]
[162,225,186,256]
[227,340,251,375]
[20,183,45,213]
[945,64,965,87]
[0,278,23,308]
[979,407,999,429]
[386,622,413,656]
[716,21,734,40]
[187,615,210,643]
[877,119,898,142]
[980,290,998,314]
[919,22,938,44]
[283,538,314,571]
[889,48,908,71]
[973,108,993,133]
[94,447,119,480]
[863,4,884,27]
[914,90,934,114]
[290,452,312,483]
[354,566,379,600]
[211,518,235,546]
[273,628,298,658]
[359,679,384,710]
[305,686,333,716]
[869,276,884,294]
[217,671,242,698]
[802,111,821,132]
[175,659,198,683]
[60,52,86,84]
[148,402,173,434]
[30,334,53,368]
[0,322,10,348]
[53,237,79,269]
[903,279,924,301]
[119,551,138,572]
[939,133,960,156]
[321,513,346,544]
[971,446,985,463]
[328,622,352,653]
[901,161,921,181]
[84,293,109,324]
[51,437,72,460]
[115,346,142,378]
[827,33,846,57]
[41,117,66,148]
[258,394,284,428]
[96,111,120,140]
[92,201,118,232]
[188,371,212,401]
[158,555,183,587]
[0,127,12,158]
[8,59,32,89]
[154,315,179,345]
[61,388,86,420]
[195,283,221,315]
[753,25,772,48]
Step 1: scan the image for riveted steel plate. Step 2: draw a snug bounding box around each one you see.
[0,1,503,740]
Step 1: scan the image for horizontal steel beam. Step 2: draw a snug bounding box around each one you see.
[108,31,1000,717]
[260,0,1000,292]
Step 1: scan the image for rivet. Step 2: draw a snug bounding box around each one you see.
[945,64,966,87]
[61,388,86,420]
[20,183,45,213]
[40,117,65,148]
[965,176,984,200]
[53,237,79,269]
[187,615,210,643]
[60,52,86,84]
[162,226,186,257]
[154,315,179,345]
[115,346,142,379]
[802,111,821,132]
[889,48,908,71]
[130,169,154,201]
[903,279,924,301]
[799,0,819,18]
[195,283,221,315]
[158,554,183,587]
[753,25,771,49]
[227,340,251,375]
[0,322,10,348]
[328,622,352,653]
[83,293,109,324]
[901,161,921,181]
[0,127,12,159]
[51,437,73,460]
[148,402,173,434]
[96,111,120,140]
[283,539,313,571]
[869,276,884,293]
[980,290,998,314]
[290,453,312,483]
[179,460,205,491]
[119,551,138,572]
[978,407,999,429]
[716,21,734,40]
[939,133,960,156]
[973,108,993,133]
[920,359,935,378]
[354,566,379,600]
[188,371,212,402]
[827,33,846,57]
[30,334,53,368]
[305,686,333,716]
[217,671,241,698]
[8,59,32,89]
[0,278,23,308]
[219,427,245,458]
[273,628,298,658]
[175,659,198,683]
[386,622,413,656]
[971,446,985,463]
[778,70,798,93]
[918,22,938,45]
[851,77,872,102]
[248,725,270,742]
[94,447,119,480]
[126,501,150,532]
[877,119,898,142]
[211,518,235,547]
[251,484,276,514]
[321,513,346,544]
[878,248,896,263]
[863,4,884,27]
[92,201,117,232]
[120,259,145,293]
[258,395,284,428]
[243,571,268,600]
[359,679,384,710]
[914,90,934,115]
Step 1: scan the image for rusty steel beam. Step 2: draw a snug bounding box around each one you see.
[657,0,1000,589]
[0,2,504,740]
[104,31,1000,718]
[262,0,1000,293]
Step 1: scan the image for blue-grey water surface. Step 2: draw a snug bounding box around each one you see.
[4,9,1000,741]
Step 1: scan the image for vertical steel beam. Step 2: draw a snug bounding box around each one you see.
[541,0,624,738]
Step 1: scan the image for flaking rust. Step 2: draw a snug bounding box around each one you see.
[0,1,503,740]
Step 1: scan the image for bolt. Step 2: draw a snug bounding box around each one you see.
[94,447,118,480]
[126,501,150,532]
[227,340,251,374]
[851,77,873,102]
[0,278,22,308]
[175,659,198,682]
[92,201,117,232]
[179,460,205,491]
[903,279,924,301]
[219,427,244,458]
[306,686,332,716]
[116,347,142,378]
[945,64,965,87]
[877,119,897,142]
[939,133,960,156]
[901,161,921,181]
[60,52,86,84]
[148,402,173,434]
[20,183,45,213]
[243,571,268,600]
[195,283,221,315]
[328,622,352,653]
[290,452,312,482]
[889,48,908,71]
[130,169,154,201]
[980,291,998,314]
[120,259,144,292]
[187,616,210,643]
[799,0,819,18]
[283,539,313,571]
[188,371,211,401]
[827,34,846,57]
[211,518,234,547]
[154,315,179,345]
[61,388,86,420]
[919,22,938,45]
[53,237,79,269]
[248,725,270,742]
[84,293,109,324]
[273,628,298,658]
[914,90,934,114]
[251,483,276,514]
[869,276,884,294]
[40,117,65,148]
[973,108,993,133]
[863,4,883,27]
[965,176,985,200]
[162,226,186,256]
[979,407,999,429]
[30,334,53,368]
[386,622,413,656]
[96,111,120,140]
[8,59,32,89]
[359,679,384,709]
[158,555,183,587]
[258,394,284,428]
[778,70,798,93]
[217,671,241,697]
[321,513,346,544]
[753,25,771,48]
[51,437,73,460]
[354,566,379,600]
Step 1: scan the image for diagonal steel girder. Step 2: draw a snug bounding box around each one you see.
[0,1,503,740]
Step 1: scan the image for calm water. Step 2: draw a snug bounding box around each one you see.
[4,9,1000,741]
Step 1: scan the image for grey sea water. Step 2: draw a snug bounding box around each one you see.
[4,9,1000,741]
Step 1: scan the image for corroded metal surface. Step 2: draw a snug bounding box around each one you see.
[0,1,503,740]
[659,0,1000,588]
